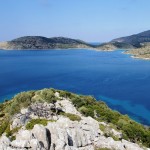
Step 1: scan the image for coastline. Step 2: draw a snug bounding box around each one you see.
[124,51,150,60]
[131,55,150,60]
[1,47,150,61]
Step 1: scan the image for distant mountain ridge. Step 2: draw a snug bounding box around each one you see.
[1,30,150,59]
[0,36,93,50]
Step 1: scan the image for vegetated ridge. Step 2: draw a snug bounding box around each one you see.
[0,36,93,50]
[0,88,150,150]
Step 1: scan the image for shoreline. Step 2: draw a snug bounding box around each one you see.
[124,51,150,60]
[1,47,150,61]
[0,47,120,52]
[131,55,150,60]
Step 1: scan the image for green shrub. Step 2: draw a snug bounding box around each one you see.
[5,91,34,116]
[99,124,106,132]
[10,135,16,141]
[0,120,9,136]
[61,113,81,121]
[39,89,58,103]
[0,104,3,110]
[59,90,72,98]
[26,119,55,130]
[6,126,21,137]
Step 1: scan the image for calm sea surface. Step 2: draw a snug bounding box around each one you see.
[0,49,150,125]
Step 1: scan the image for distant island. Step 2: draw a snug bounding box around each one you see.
[1,30,150,59]
[0,36,94,50]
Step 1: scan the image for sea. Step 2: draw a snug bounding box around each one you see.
[0,49,150,125]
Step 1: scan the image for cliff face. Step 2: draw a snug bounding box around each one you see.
[0,88,150,150]
[0,36,92,50]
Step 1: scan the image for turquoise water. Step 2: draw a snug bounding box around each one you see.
[0,49,150,125]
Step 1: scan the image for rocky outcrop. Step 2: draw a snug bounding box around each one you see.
[0,92,149,150]
[0,116,147,150]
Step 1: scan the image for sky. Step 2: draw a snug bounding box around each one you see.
[0,0,150,42]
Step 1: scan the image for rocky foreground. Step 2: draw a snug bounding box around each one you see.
[0,88,150,150]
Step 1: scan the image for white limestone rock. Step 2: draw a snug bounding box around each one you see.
[56,99,82,116]
[32,124,50,150]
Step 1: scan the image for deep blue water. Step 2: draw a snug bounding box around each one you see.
[0,49,150,125]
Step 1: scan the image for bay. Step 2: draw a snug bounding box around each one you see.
[0,49,150,125]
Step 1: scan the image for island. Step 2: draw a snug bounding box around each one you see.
[0,36,93,50]
[0,88,150,150]
[1,30,150,60]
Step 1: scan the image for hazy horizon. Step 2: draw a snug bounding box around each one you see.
[1,0,150,42]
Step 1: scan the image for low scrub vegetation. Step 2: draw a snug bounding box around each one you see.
[26,119,55,130]
[5,126,21,138]
[61,112,81,121]
[0,120,9,137]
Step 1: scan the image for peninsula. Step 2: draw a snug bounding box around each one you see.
[0,88,150,150]
[100,30,150,59]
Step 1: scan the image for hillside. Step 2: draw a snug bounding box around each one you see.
[0,88,150,150]
[0,36,93,50]
[96,42,134,51]
[96,30,150,57]
[112,30,150,48]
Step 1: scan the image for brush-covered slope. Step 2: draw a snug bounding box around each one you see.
[96,42,134,51]
[96,30,150,52]
[0,88,150,150]
[112,30,150,48]
[0,36,93,50]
